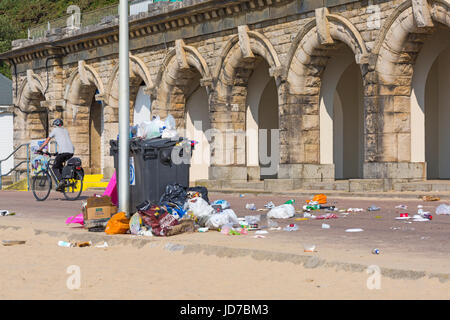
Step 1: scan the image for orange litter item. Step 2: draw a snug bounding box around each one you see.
[308,194,327,205]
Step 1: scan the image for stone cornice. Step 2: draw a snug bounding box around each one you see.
[0,0,360,65]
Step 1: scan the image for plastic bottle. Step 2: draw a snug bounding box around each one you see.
[372,249,380,255]
[58,241,74,248]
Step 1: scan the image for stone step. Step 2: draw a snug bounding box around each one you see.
[393,181,450,192]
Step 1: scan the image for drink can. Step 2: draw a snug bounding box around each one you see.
[400,213,409,217]
[423,213,432,220]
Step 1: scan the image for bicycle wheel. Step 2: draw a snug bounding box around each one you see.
[32,171,52,201]
[63,171,83,201]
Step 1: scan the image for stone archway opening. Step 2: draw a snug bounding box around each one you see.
[132,80,152,126]
[410,27,450,180]
[89,90,102,174]
[66,81,103,175]
[425,46,450,179]
[319,45,364,180]
[185,73,210,182]
[154,62,211,184]
[246,59,279,180]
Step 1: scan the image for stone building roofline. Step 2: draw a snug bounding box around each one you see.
[0,0,360,64]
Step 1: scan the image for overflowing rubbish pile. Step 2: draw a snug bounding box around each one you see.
[60,178,450,259]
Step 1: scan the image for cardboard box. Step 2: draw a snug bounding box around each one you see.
[83,196,117,221]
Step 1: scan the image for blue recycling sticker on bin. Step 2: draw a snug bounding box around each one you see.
[129,157,136,186]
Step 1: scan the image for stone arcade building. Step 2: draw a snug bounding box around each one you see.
[1,0,449,192]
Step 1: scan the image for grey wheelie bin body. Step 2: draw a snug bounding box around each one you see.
[110,137,191,214]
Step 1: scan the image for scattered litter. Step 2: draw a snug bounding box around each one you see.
[267,219,279,228]
[315,213,338,220]
[58,241,74,248]
[212,200,230,210]
[400,213,409,218]
[283,224,299,232]
[422,195,440,201]
[245,203,257,210]
[95,242,109,248]
[395,205,408,210]
[372,249,380,255]
[412,217,431,222]
[303,244,316,252]
[2,240,26,246]
[65,213,84,225]
[295,218,309,221]
[375,216,382,219]
[269,227,282,231]
[58,241,91,248]
[76,241,92,248]
[367,205,380,212]
[322,223,330,229]
[244,215,261,225]
[285,199,295,205]
[347,208,364,213]
[197,227,209,233]
[303,212,315,218]
[0,210,15,216]
[264,201,275,209]
[255,230,269,235]
[395,216,410,220]
[253,235,266,239]
[137,230,153,237]
[436,204,450,215]
[239,194,245,198]
[307,194,327,205]
[267,204,295,219]
[345,228,364,233]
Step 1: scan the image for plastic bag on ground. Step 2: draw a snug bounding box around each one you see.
[188,197,214,218]
[105,212,130,235]
[267,204,296,219]
[65,213,84,226]
[205,209,239,230]
[436,204,450,215]
[160,184,187,209]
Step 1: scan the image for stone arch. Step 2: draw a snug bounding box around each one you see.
[374,0,450,85]
[286,13,368,96]
[17,70,46,111]
[153,39,212,128]
[281,10,368,169]
[214,26,282,104]
[368,0,450,179]
[105,54,154,111]
[209,26,282,179]
[64,61,106,174]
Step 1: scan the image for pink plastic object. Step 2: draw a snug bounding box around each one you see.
[66,213,84,225]
[103,171,118,206]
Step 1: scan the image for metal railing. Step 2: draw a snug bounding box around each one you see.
[27,0,184,40]
[0,143,30,191]
[28,3,123,40]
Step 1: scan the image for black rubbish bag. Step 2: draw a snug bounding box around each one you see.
[159,183,187,208]
[187,186,210,204]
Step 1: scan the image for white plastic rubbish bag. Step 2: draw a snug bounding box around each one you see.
[436,204,450,215]
[188,197,214,218]
[212,200,230,210]
[205,209,240,229]
[161,114,179,139]
[140,118,161,140]
[267,204,295,219]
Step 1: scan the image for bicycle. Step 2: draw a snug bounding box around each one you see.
[31,151,84,201]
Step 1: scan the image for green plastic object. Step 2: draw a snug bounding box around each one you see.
[285,199,295,204]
